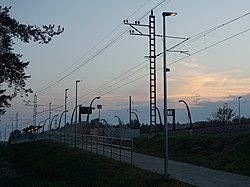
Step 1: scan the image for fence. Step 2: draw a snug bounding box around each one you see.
[44,131,134,165]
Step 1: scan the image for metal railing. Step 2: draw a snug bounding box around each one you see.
[44,131,133,165]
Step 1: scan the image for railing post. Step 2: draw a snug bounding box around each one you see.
[103,136,105,155]
[131,139,134,165]
[82,134,83,149]
[120,139,122,161]
[91,136,93,152]
[85,135,88,151]
[110,137,113,159]
[96,136,98,154]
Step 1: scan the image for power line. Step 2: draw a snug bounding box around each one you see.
[67,14,250,109]
[35,0,159,94]
[82,29,250,101]
[169,28,250,66]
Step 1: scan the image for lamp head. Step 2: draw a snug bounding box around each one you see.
[162,12,177,17]
[96,96,101,99]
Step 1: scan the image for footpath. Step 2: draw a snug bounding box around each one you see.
[47,133,250,187]
[131,152,250,187]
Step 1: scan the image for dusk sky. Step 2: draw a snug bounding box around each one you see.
[1,0,250,140]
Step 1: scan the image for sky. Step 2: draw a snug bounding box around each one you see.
[0,0,250,140]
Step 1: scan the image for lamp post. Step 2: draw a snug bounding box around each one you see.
[131,111,140,126]
[70,104,82,147]
[114,115,122,125]
[38,120,44,127]
[37,120,44,134]
[58,110,68,129]
[75,80,81,125]
[65,88,69,126]
[49,102,52,125]
[49,114,59,131]
[86,96,101,123]
[179,100,192,128]
[42,118,50,132]
[97,104,102,126]
[162,11,177,178]
[155,106,163,128]
[238,96,242,124]
[49,114,58,141]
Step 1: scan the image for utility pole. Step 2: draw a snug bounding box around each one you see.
[128,96,137,128]
[238,96,242,124]
[49,103,52,125]
[65,89,69,126]
[124,10,157,135]
[129,96,132,127]
[33,94,37,126]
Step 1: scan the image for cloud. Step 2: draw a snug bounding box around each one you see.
[167,64,250,108]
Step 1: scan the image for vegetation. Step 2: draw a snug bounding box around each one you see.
[208,105,235,124]
[134,132,250,176]
[0,6,64,114]
[0,141,193,187]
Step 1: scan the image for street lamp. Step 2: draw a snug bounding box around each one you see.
[75,80,81,125]
[114,115,122,124]
[49,114,59,131]
[162,11,177,178]
[131,111,140,126]
[238,96,242,124]
[70,104,82,148]
[86,96,101,123]
[65,88,69,126]
[42,118,50,132]
[49,114,58,141]
[58,110,68,129]
[38,120,44,127]
[37,120,44,134]
[155,106,163,126]
[49,102,52,125]
[179,100,192,128]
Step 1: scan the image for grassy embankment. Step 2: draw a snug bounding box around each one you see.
[134,132,250,176]
[0,140,193,187]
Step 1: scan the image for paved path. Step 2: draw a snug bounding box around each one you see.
[48,134,250,187]
[76,141,250,187]
[132,152,250,187]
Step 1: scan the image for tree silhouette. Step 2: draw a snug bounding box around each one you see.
[0,6,64,114]
[208,105,235,124]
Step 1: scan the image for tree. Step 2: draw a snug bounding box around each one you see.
[8,129,21,142]
[208,105,236,124]
[0,6,64,115]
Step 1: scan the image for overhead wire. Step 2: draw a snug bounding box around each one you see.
[12,0,170,128]
[77,28,250,104]
[9,3,249,128]
[35,0,155,94]
[73,13,250,106]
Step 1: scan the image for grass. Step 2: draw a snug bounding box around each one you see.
[134,132,250,176]
[0,141,193,187]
